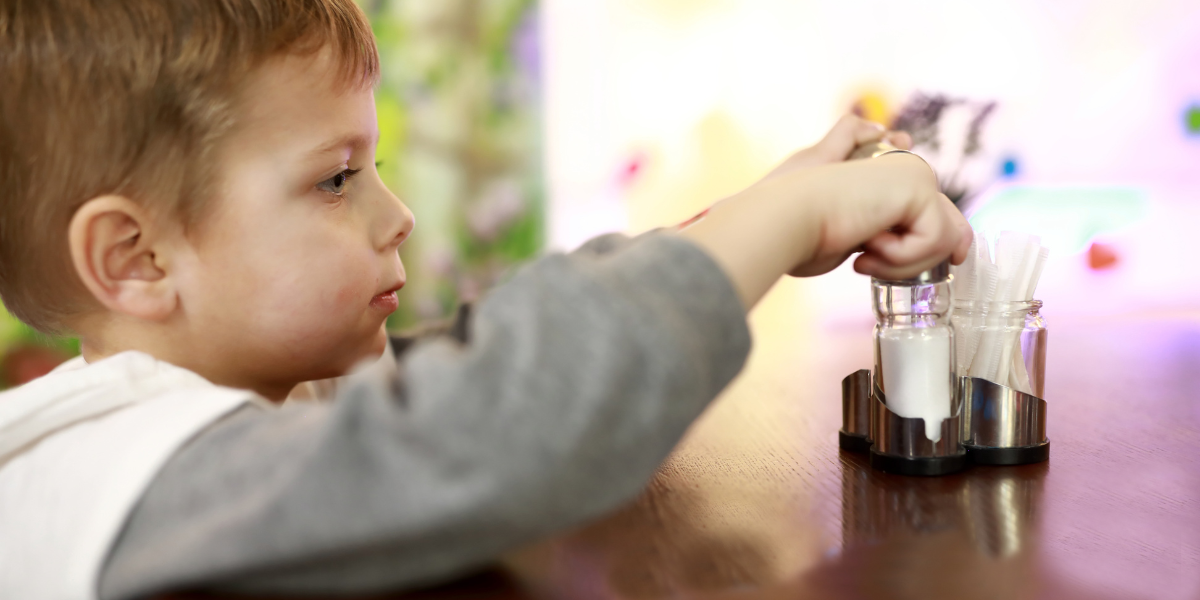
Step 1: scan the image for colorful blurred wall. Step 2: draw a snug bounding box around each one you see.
[543,0,1200,322]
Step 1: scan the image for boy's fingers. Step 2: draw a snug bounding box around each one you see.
[817,114,887,160]
[861,207,950,264]
[855,195,963,279]
[765,116,905,181]
[850,117,888,146]
[853,252,949,281]
[951,207,973,265]
[885,130,913,150]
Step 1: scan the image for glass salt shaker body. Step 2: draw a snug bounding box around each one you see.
[871,264,957,431]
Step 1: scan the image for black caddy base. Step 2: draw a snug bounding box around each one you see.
[965,441,1050,465]
[838,430,872,453]
[869,449,968,476]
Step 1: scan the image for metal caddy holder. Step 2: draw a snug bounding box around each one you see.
[960,376,1050,465]
[838,370,873,453]
[840,371,1049,475]
[869,382,967,477]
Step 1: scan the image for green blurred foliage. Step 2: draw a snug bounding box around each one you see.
[361,0,544,330]
[0,303,79,389]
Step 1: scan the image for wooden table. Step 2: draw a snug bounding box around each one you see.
[417,291,1200,600]
[191,287,1200,600]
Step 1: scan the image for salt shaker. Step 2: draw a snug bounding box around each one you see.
[869,262,967,476]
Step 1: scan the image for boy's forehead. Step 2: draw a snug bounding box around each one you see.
[233,48,377,156]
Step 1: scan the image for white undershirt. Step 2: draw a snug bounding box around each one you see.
[0,351,261,600]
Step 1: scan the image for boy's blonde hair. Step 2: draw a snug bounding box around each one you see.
[0,0,379,333]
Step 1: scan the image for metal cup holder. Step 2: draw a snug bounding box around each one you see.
[838,371,1050,474]
[869,385,968,476]
[839,369,873,453]
[960,377,1050,465]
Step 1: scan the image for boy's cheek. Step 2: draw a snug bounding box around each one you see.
[199,232,379,323]
[329,282,368,314]
[318,255,376,307]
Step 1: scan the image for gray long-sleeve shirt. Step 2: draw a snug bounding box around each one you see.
[98,233,752,600]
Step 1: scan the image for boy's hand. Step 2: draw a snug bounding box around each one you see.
[680,146,970,311]
[762,114,914,181]
[783,152,971,279]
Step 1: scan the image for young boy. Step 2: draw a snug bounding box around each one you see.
[0,1,969,598]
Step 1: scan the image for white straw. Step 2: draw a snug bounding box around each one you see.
[959,231,1046,394]
[994,238,1040,387]
[1027,246,1050,300]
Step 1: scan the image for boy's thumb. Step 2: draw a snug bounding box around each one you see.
[818,114,887,161]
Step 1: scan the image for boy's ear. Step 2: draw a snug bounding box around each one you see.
[68,196,178,321]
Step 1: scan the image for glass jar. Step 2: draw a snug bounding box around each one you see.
[951,300,1047,398]
[872,264,957,442]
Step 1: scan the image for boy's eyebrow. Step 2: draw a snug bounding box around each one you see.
[308,131,380,157]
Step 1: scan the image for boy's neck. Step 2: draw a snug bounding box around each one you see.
[78,323,296,402]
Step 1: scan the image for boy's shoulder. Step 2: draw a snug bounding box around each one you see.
[0,351,258,599]
[0,352,251,461]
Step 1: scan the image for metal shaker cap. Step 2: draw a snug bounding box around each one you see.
[847,140,921,162]
[874,260,951,285]
[848,140,901,161]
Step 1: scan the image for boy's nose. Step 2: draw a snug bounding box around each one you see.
[374,185,415,252]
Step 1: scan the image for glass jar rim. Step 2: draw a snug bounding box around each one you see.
[953,299,1043,311]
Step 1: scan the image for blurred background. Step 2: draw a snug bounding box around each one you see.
[540,0,1200,327]
[2,0,1198,385]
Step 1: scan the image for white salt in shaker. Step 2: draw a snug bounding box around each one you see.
[872,262,956,440]
[869,261,967,476]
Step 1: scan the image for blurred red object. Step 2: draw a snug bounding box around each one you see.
[2,345,69,387]
[616,153,646,188]
[1087,242,1120,271]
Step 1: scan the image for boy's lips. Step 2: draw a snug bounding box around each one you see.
[369,282,404,313]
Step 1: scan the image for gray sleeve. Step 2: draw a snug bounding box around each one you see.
[98,233,752,600]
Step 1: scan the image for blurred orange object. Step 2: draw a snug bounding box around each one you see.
[1087,242,1120,271]
[1,345,69,387]
[851,91,892,126]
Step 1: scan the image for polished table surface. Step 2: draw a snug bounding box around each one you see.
[189,287,1200,600]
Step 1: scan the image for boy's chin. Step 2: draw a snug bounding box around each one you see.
[336,325,390,373]
[289,325,390,383]
[367,324,389,356]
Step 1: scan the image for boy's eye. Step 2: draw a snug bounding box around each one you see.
[317,168,362,196]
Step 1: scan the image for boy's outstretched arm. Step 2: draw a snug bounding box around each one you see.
[101,232,754,599]
[100,120,969,599]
